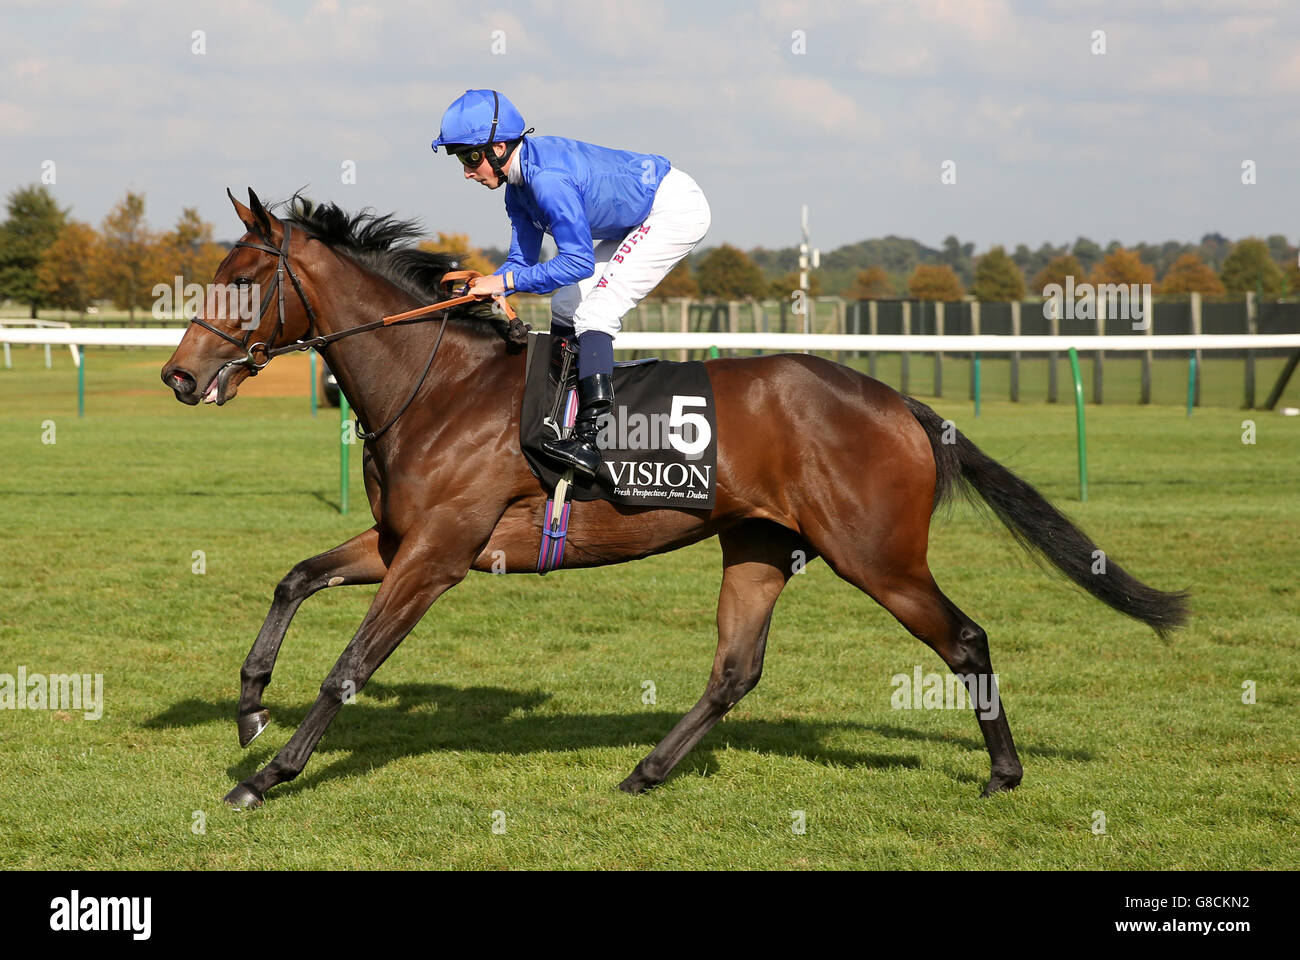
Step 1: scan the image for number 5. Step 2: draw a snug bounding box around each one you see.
[668,395,710,456]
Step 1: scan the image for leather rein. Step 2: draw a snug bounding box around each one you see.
[185,223,516,441]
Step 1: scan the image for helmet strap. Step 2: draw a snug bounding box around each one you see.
[478,90,532,184]
[486,124,534,184]
[483,90,506,181]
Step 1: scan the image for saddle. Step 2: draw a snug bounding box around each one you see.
[520,332,719,573]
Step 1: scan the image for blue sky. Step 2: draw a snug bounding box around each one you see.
[2,0,1297,254]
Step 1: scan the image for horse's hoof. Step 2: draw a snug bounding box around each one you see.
[980,774,1022,797]
[223,783,264,809]
[237,709,271,748]
[617,769,660,794]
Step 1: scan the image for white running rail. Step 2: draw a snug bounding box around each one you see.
[3,327,1300,353]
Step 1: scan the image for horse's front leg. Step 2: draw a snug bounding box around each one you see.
[236,525,390,747]
[224,534,471,808]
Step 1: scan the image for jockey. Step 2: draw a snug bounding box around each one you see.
[432,89,711,479]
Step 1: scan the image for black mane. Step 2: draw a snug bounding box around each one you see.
[274,192,526,345]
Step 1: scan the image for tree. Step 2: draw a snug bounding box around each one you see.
[1136,239,1195,279]
[938,235,975,286]
[418,231,496,276]
[0,184,68,317]
[1031,254,1084,295]
[1284,261,1300,297]
[846,266,894,299]
[766,270,822,300]
[971,245,1026,301]
[1025,242,1065,283]
[695,245,766,299]
[1220,237,1285,297]
[91,191,155,319]
[746,245,797,275]
[908,264,964,301]
[35,221,99,314]
[1197,232,1232,272]
[1090,247,1155,287]
[1265,234,1296,269]
[824,237,903,276]
[1071,236,1103,274]
[1158,253,1225,296]
[158,207,228,288]
[647,258,698,299]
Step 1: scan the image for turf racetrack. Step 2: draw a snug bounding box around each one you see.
[1,346,1296,869]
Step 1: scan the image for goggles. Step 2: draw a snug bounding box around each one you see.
[450,146,487,168]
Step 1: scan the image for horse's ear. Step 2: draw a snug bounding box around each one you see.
[246,188,281,240]
[228,187,263,237]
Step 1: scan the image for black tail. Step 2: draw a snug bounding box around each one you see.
[903,395,1190,639]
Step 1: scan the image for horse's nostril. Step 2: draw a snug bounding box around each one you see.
[164,367,196,393]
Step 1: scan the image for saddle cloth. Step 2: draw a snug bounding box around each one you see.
[519,332,718,509]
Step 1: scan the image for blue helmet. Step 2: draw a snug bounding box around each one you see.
[431,89,528,152]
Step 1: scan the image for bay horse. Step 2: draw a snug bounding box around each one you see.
[161,190,1188,809]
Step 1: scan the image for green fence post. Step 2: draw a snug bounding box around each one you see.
[1186,351,1197,418]
[1068,347,1088,502]
[973,352,981,418]
[708,345,719,359]
[310,350,318,418]
[340,392,351,515]
[77,346,85,418]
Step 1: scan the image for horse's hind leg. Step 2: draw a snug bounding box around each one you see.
[820,531,1023,796]
[236,524,389,747]
[619,521,806,794]
[879,572,1020,795]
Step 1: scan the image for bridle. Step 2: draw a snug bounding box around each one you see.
[188,222,317,380]
[183,222,515,441]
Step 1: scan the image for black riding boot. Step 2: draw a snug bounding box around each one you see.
[542,373,613,479]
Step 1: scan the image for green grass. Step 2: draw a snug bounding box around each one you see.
[1,346,1297,870]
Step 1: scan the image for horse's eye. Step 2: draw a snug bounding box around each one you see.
[234,277,252,286]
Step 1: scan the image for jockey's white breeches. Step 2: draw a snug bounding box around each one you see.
[551,167,711,338]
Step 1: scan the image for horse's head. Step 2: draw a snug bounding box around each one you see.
[161,188,318,406]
